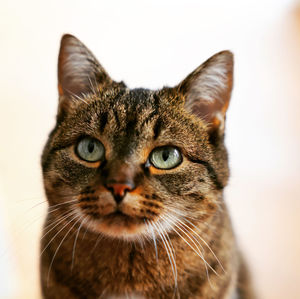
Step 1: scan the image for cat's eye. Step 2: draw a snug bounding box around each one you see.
[149,146,182,170]
[76,137,105,162]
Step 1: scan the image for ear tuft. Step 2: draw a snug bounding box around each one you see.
[178,51,234,134]
[58,34,112,98]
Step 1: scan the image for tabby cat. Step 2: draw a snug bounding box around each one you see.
[40,34,254,299]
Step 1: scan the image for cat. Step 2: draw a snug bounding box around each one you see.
[40,34,255,299]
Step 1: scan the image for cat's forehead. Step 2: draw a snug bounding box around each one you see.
[69,88,169,158]
[53,86,208,160]
[119,88,154,107]
[61,88,162,140]
[102,89,160,149]
[108,88,156,116]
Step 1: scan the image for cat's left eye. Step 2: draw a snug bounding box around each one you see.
[76,137,105,162]
[149,146,182,170]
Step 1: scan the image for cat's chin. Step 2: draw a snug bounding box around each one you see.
[89,212,149,240]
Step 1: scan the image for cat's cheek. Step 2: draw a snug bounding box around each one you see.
[54,150,99,186]
[43,170,78,204]
[119,195,143,217]
[77,189,116,217]
[120,194,162,220]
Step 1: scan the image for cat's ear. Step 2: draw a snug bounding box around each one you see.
[177,51,233,135]
[58,34,113,98]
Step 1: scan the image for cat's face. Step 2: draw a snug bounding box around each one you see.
[42,35,233,241]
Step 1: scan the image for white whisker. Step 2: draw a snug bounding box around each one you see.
[153,220,178,298]
[161,214,214,289]
[167,206,225,274]
[48,199,78,209]
[71,217,85,271]
[81,219,92,241]
[88,75,97,94]
[40,212,78,257]
[23,200,48,214]
[145,220,158,263]
[47,216,83,286]
[91,232,103,253]
[41,210,77,242]
[66,88,88,104]
[182,218,225,274]
[164,214,217,275]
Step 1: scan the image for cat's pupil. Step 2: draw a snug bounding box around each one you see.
[162,149,169,161]
[88,141,95,153]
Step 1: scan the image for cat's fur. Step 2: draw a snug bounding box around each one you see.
[40,34,254,299]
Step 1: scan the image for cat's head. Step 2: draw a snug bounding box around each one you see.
[42,34,233,241]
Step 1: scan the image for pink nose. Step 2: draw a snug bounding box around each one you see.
[106,182,135,203]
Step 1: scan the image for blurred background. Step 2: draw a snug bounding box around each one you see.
[0,0,299,298]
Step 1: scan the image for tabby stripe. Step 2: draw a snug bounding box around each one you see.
[113,109,120,127]
[153,93,160,108]
[78,197,98,203]
[190,159,223,190]
[128,247,136,281]
[99,111,108,132]
[153,117,162,140]
[110,89,127,127]
[125,116,138,136]
[139,110,156,129]
[138,94,159,127]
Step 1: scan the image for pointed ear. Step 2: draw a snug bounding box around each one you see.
[177,51,233,135]
[58,34,113,98]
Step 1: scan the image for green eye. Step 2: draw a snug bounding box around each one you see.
[150,146,182,170]
[76,137,105,162]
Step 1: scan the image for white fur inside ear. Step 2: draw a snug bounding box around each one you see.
[58,35,111,97]
[61,40,97,89]
[188,54,229,105]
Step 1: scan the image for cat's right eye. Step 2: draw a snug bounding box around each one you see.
[76,137,105,162]
[149,146,182,170]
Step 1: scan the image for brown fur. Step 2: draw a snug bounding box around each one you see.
[40,34,254,298]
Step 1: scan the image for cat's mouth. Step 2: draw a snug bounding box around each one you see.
[103,210,146,225]
[92,210,148,239]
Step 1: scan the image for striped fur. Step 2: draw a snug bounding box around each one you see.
[40,35,254,299]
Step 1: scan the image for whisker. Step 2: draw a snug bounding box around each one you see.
[10,199,77,240]
[145,220,158,263]
[166,207,225,274]
[48,199,78,209]
[40,212,78,258]
[164,214,216,274]
[88,75,97,94]
[0,208,75,262]
[81,219,92,241]
[15,195,50,203]
[157,220,180,299]
[47,216,83,286]
[40,210,77,242]
[161,214,215,288]
[152,220,178,295]
[180,217,225,274]
[66,89,88,104]
[91,232,103,253]
[22,200,48,214]
[71,218,85,271]
[0,212,46,260]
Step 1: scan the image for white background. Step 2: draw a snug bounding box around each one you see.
[0,0,300,298]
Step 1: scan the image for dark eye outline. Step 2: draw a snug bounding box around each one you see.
[148,146,183,170]
[75,136,105,163]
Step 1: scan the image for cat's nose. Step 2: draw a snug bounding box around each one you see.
[106,181,135,203]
